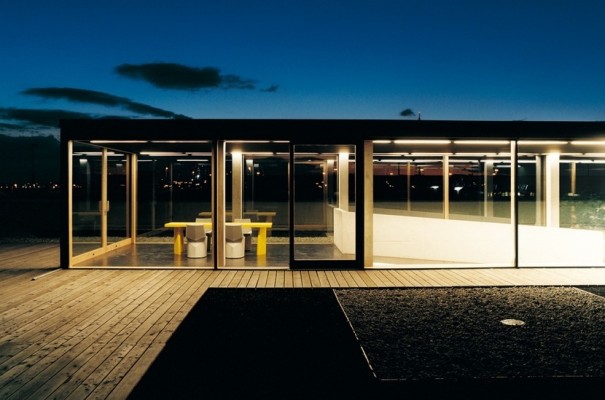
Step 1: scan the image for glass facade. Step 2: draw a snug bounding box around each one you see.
[372,140,514,267]
[517,141,605,267]
[60,120,605,270]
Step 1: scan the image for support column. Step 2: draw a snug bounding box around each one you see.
[535,156,544,225]
[364,140,373,267]
[338,152,350,211]
[545,153,560,227]
[511,141,518,267]
[130,153,138,244]
[484,160,494,218]
[406,162,411,211]
[101,148,108,248]
[231,151,243,220]
[443,155,449,219]
[570,161,577,195]
[216,141,226,267]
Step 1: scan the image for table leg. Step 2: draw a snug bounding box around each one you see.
[257,227,267,255]
[173,227,184,255]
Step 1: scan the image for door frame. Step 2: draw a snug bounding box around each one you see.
[289,139,365,269]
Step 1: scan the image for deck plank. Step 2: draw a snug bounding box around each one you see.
[0,244,604,399]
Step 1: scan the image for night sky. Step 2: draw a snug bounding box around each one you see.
[1,0,605,137]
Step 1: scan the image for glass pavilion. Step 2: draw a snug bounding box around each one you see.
[60,119,605,270]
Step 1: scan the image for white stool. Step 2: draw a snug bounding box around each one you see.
[225,223,245,259]
[186,223,207,258]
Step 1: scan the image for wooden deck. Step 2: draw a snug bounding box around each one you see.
[1,243,605,399]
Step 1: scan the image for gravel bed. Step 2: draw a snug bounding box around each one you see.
[335,287,605,381]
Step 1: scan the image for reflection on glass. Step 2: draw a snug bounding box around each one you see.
[225,141,290,267]
[293,145,355,261]
[518,142,605,267]
[107,157,128,243]
[372,142,514,268]
[72,142,102,256]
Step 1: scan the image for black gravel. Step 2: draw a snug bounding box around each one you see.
[335,286,605,398]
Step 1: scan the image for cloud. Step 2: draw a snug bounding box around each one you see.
[115,62,257,90]
[0,108,95,128]
[22,87,189,119]
[261,84,279,93]
[0,122,28,131]
[400,108,416,117]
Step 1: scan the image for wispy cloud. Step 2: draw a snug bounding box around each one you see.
[22,87,189,119]
[261,84,279,93]
[115,62,257,90]
[0,108,95,128]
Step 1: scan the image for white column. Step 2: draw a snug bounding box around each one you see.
[545,153,560,227]
[443,155,449,219]
[231,151,243,220]
[338,152,349,211]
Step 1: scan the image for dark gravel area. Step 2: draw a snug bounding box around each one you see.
[130,286,605,400]
[336,286,605,398]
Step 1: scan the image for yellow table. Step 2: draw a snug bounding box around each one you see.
[164,221,273,255]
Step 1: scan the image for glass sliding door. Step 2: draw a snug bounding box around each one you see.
[72,142,103,257]
[291,144,358,266]
[223,141,289,268]
[107,155,129,244]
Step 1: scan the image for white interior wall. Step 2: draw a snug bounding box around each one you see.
[334,210,604,266]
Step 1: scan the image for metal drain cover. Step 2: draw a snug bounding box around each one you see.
[500,319,525,326]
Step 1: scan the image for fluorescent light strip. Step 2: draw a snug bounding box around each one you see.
[518,140,568,145]
[452,152,501,157]
[453,140,510,145]
[372,140,392,144]
[140,152,186,156]
[394,140,451,144]
[571,141,605,145]
[151,140,209,143]
[90,140,147,144]
[177,159,209,162]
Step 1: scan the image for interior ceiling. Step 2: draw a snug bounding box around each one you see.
[75,140,605,159]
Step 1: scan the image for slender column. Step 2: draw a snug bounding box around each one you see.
[443,155,449,219]
[511,141,518,267]
[484,160,494,217]
[545,153,560,227]
[535,156,544,225]
[363,140,373,267]
[216,141,226,267]
[338,152,349,211]
[130,153,138,244]
[231,151,243,220]
[406,161,411,211]
[101,148,108,248]
[570,161,577,195]
[66,140,73,266]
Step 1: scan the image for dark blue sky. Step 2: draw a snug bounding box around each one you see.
[1,0,604,136]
